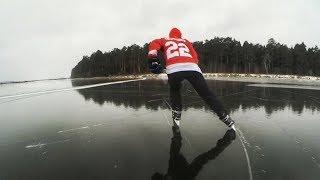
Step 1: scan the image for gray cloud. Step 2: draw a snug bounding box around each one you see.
[0,0,319,81]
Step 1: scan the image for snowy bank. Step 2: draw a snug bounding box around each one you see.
[202,73,320,86]
[143,73,320,86]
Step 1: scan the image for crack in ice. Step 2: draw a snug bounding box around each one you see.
[236,128,253,180]
[0,78,146,100]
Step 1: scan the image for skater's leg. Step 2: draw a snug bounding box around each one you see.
[186,71,235,127]
[168,72,183,112]
[168,72,184,125]
[185,71,226,117]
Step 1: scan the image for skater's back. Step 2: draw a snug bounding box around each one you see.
[148,28,201,74]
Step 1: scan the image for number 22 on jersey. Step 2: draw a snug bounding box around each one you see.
[165,41,192,59]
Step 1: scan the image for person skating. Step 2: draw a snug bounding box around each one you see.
[147,27,235,130]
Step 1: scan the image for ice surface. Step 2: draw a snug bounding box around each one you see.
[0,79,319,179]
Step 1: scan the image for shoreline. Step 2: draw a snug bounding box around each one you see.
[143,73,320,86]
[2,73,320,86]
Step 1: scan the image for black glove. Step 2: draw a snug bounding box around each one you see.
[148,58,163,74]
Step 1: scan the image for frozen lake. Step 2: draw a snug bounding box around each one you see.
[0,78,320,179]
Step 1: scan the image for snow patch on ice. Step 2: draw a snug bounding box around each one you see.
[247,84,320,90]
[25,139,71,149]
[57,126,89,133]
[141,73,320,86]
[203,73,320,86]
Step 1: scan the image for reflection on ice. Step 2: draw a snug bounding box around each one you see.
[73,80,320,115]
[152,127,236,180]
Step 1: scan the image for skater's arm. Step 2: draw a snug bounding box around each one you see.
[148,38,164,58]
[147,38,164,74]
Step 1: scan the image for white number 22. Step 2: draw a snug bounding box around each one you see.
[165,41,192,59]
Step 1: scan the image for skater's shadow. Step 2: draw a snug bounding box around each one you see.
[152,127,236,180]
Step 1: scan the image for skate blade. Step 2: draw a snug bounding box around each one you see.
[174,120,180,126]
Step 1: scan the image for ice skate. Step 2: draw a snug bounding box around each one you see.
[220,115,235,130]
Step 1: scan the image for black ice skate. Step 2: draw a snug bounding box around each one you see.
[220,114,235,130]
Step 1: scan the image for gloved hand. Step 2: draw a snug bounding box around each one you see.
[148,58,163,74]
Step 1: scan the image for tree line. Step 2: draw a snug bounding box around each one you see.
[71,37,320,78]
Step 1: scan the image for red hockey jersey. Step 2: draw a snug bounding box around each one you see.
[148,28,199,67]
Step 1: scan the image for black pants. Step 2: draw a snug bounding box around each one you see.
[168,71,227,119]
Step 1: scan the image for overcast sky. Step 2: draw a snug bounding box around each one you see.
[0,0,319,82]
